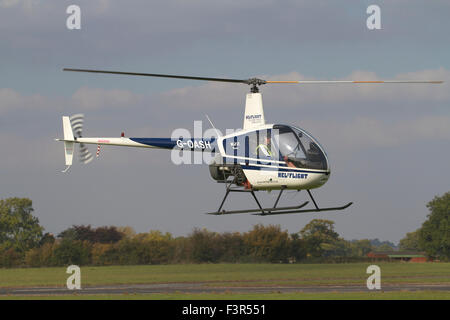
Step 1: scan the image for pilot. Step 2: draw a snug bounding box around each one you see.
[255,136,272,158]
[283,155,296,168]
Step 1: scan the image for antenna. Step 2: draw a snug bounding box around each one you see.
[205,114,221,138]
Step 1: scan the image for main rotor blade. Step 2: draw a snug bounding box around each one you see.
[266,80,444,84]
[63,68,443,87]
[63,68,247,84]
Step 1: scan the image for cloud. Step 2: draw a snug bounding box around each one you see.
[301,115,450,151]
[2,67,448,151]
[0,0,21,8]
[263,68,450,107]
[2,67,447,115]
[71,87,143,110]
[0,86,144,117]
[159,81,248,111]
[0,88,50,114]
[0,0,39,12]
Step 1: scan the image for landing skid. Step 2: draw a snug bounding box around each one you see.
[206,182,352,216]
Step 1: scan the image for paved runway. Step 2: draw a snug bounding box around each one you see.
[1,283,450,296]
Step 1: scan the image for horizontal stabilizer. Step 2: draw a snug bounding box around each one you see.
[62,116,74,141]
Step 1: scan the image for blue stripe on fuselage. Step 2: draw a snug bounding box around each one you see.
[130,138,177,149]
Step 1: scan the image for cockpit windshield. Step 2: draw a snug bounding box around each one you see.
[273,125,328,170]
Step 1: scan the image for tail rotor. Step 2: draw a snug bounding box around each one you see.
[70,113,84,137]
[70,114,94,164]
[79,143,93,164]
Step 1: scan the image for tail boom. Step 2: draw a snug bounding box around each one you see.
[75,137,173,149]
[57,114,217,172]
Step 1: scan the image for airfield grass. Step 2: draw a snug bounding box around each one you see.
[0,263,449,299]
[2,291,450,300]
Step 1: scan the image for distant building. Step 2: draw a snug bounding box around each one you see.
[367,251,428,262]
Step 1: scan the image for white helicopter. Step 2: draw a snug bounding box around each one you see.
[57,68,443,215]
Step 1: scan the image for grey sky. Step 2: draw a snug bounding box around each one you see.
[1,0,449,243]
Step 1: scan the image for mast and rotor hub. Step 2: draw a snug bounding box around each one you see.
[244,78,266,93]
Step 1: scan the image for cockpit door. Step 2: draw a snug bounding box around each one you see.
[273,125,329,170]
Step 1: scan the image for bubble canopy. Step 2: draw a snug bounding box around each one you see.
[273,124,329,170]
[221,124,329,171]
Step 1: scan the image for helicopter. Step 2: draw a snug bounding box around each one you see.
[57,68,443,215]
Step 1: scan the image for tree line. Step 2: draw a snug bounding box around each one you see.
[0,193,448,267]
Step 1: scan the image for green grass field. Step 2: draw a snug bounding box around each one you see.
[2,291,450,300]
[0,263,449,299]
